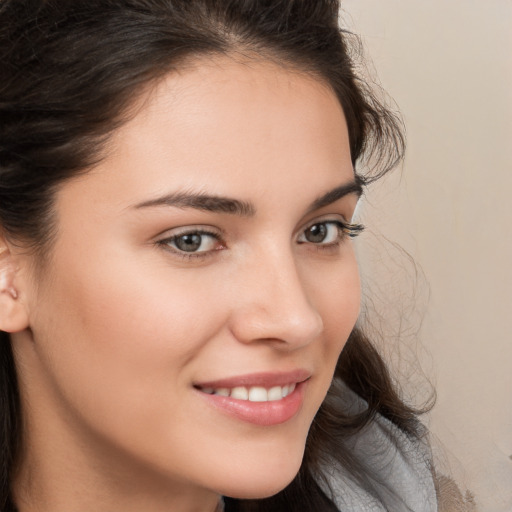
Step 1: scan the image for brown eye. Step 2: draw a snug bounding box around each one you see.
[163,231,220,253]
[174,233,203,252]
[304,223,328,243]
[299,222,342,245]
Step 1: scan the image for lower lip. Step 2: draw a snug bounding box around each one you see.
[196,381,308,426]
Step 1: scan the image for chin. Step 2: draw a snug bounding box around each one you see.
[214,448,304,500]
[221,474,299,501]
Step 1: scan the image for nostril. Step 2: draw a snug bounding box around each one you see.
[228,255,325,347]
[229,301,323,349]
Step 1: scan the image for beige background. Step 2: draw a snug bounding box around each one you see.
[341,1,512,510]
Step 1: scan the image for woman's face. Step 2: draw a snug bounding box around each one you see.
[14,58,361,504]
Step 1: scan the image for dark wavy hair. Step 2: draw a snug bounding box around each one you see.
[0,1,426,510]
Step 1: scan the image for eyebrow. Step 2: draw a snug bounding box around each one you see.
[133,191,256,216]
[307,178,363,214]
[132,177,363,216]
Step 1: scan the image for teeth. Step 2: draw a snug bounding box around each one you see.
[288,383,296,395]
[231,387,249,400]
[267,386,283,401]
[248,386,267,402]
[202,383,297,402]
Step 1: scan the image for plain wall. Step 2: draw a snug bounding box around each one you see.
[341,1,512,510]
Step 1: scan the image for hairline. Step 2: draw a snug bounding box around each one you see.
[25,48,351,277]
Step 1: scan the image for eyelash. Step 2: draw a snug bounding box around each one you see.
[299,220,364,246]
[157,220,364,261]
[157,228,223,261]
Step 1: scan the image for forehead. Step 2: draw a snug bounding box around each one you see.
[132,55,342,125]
[103,56,351,188]
[57,56,354,227]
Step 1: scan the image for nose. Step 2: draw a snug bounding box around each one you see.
[228,247,324,350]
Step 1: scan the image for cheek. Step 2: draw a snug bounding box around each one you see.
[29,248,228,429]
[306,250,361,351]
[46,240,225,347]
[298,249,361,408]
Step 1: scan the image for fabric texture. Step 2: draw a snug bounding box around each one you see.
[318,383,438,511]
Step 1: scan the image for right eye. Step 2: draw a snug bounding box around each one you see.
[158,229,223,257]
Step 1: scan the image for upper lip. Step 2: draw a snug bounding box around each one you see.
[194,369,311,389]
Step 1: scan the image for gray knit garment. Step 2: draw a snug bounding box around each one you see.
[319,383,438,511]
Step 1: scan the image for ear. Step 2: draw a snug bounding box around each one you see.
[0,236,29,333]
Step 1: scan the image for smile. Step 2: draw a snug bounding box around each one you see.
[198,383,297,402]
[194,371,310,426]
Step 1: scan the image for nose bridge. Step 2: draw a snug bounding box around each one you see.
[229,241,324,347]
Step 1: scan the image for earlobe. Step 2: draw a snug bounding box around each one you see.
[0,239,29,333]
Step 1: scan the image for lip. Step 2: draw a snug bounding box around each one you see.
[194,369,311,389]
[194,370,310,427]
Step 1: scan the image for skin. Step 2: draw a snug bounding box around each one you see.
[5,57,362,512]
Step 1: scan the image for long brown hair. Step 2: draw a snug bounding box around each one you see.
[0,1,425,510]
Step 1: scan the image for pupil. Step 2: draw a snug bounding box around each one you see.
[175,234,202,252]
[306,224,327,243]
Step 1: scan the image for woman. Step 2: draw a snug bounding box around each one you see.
[0,1,439,510]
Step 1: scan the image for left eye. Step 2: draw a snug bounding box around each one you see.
[164,231,219,253]
[298,222,342,244]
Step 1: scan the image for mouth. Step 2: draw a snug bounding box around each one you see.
[196,383,297,402]
[193,370,310,426]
